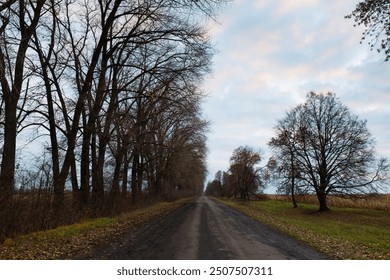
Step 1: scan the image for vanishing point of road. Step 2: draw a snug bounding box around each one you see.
[82,196,328,260]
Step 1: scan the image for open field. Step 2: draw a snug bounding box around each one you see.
[217,197,390,260]
[269,194,390,211]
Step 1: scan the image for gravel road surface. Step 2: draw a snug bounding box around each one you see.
[81,196,328,260]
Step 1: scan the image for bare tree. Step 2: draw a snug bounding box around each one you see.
[0,0,46,203]
[269,107,309,208]
[270,92,390,211]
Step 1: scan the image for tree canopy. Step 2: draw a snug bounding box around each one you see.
[346,0,390,61]
[227,146,263,201]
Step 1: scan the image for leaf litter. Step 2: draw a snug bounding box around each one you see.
[0,200,187,260]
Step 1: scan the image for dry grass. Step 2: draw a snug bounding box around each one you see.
[0,197,192,259]
[0,188,192,244]
[268,194,390,211]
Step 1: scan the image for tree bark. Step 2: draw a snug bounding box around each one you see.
[317,190,330,212]
[290,154,298,208]
[131,152,139,203]
[79,107,90,208]
[0,96,17,202]
[122,154,129,198]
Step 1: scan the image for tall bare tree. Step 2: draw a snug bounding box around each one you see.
[269,107,308,208]
[0,0,46,203]
[270,92,389,211]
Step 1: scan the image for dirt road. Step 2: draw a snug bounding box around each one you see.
[82,196,328,260]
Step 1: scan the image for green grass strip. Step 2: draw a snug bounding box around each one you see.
[217,198,390,260]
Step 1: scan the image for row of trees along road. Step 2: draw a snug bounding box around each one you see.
[207,93,389,212]
[0,0,228,240]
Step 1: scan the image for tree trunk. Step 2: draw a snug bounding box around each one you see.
[131,153,139,203]
[79,108,91,208]
[90,130,105,214]
[111,152,123,194]
[291,180,298,208]
[122,154,129,198]
[290,155,298,208]
[92,139,106,210]
[46,83,64,216]
[131,151,145,203]
[317,190,330,212]
[137,155,144,200]
[109,152,123,213]
[0,98,17,203]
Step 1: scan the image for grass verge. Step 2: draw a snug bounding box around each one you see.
[217,198,390,260]
[0,198,191,260]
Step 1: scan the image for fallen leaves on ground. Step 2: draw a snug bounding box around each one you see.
[0,200,188,260]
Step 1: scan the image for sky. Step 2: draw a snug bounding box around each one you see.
[202,0,390,187]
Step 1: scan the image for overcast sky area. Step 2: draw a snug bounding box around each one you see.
[202,0,390,188]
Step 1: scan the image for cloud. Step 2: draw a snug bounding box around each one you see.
[275,0,320,16]
[203,0,390,184]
